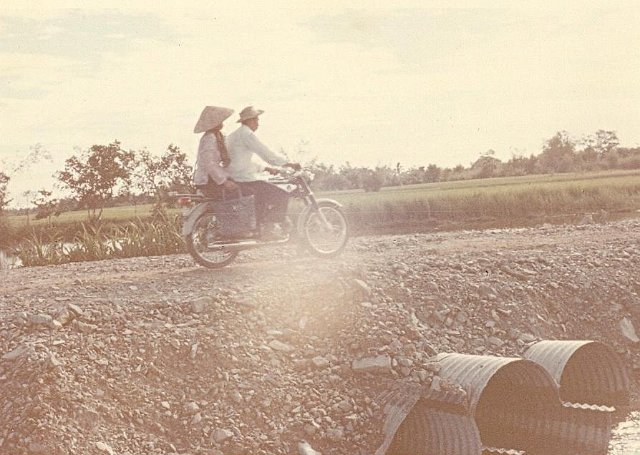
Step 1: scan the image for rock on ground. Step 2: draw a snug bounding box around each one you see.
[1,219,639,454]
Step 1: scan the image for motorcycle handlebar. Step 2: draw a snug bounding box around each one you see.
[267,167,315,182]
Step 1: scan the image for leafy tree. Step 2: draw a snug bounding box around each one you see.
[307,161,351,191]
[134,144,193,199]
[425,164,441,182]
[374,165,400,186]
[616,147,640,169]
[0,171,10,213]
[576,130,619,171]
[338,162,360,189]
[0,144,52,212]
[362,169,383,192]
[30,189,60,226]
[471,155,502,179]
[503,154,538,176]
[582,130,619,158]
[395,162,403,185]
[575,147,600,171]
[539,131,576,173]
[403,166,426,185]
[0,171,11,249]
[11,143,52,174]
[57,141,135,220]
[448,164,467,181]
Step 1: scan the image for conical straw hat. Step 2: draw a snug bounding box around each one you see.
[194,106,234,133]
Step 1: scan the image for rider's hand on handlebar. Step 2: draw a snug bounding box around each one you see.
[264,167,280,175]
[284,162,302,171]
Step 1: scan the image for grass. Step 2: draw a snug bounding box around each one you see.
[9,170,640,229]
[3,170,640,266]
[8,203,157,227]
[324,169,640,205]
[13,210,183,267]
[323,170,640,231]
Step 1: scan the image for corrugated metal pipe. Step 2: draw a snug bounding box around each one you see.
[375,339,631,455]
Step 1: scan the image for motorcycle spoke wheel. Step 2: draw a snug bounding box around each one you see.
[302,204,349,257]
[186,213,238,268]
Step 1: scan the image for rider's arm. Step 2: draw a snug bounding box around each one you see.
[244,129,287,167]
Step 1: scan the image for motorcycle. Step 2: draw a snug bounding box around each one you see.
[170,169,349,268]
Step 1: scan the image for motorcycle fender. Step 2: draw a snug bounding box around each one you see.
[182,202,213,237]
[296,198,343,233]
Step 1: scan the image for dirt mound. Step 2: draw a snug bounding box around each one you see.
[1,219,639,454]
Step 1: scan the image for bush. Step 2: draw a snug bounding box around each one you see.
[0,216,16,251]
[14,215,184,267]
[362,172,383,192]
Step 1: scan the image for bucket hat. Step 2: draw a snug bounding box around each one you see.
[194,106,234,133]
[237,106,264,123]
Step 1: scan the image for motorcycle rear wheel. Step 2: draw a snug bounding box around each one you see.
[185,212,238,268]
[301,202,349,257]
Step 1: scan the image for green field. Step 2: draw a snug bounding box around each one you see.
[326,169,640,230]
[8,169,640,231]
[8,204,159,227]
[325,169,640,204]
[4,169,640,266]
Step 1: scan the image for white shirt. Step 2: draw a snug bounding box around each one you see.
[226,124,286,182]
[193,132,229,186]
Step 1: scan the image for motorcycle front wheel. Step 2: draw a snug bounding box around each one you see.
[185,212,238,268]
[301,201,349,257]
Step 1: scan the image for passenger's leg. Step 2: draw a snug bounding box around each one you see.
[195,177,223,199]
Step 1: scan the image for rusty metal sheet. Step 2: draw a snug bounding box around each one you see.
[436,353,560,413]
[373,342,624,455]
[386,401,482,455]
[482,403,613,454]
[375,382,423,455]
[524,340,631,406]
[375,381,481,455]
[436,353,562,453]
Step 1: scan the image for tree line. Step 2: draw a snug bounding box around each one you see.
[312,130,640,192]
[1,129,639,224]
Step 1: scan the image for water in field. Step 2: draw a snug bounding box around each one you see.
[0,249,21,269]
[609,411,640,454]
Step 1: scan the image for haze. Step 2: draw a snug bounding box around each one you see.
[1,1,639,206]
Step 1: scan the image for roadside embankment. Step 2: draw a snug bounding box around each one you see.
[1,219,639,454]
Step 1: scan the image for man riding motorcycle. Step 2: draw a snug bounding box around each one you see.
[193,105,300,240]
[226,106,301,239]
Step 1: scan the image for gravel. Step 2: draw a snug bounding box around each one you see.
[1,219,639,454]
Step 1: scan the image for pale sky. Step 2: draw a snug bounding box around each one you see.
[1,1,639,207]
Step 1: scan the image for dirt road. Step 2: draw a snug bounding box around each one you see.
[1,219,639,454]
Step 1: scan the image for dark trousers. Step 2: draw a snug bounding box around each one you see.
[237,181,289,224]
[195,177,224,200]
[195,178,288,224]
